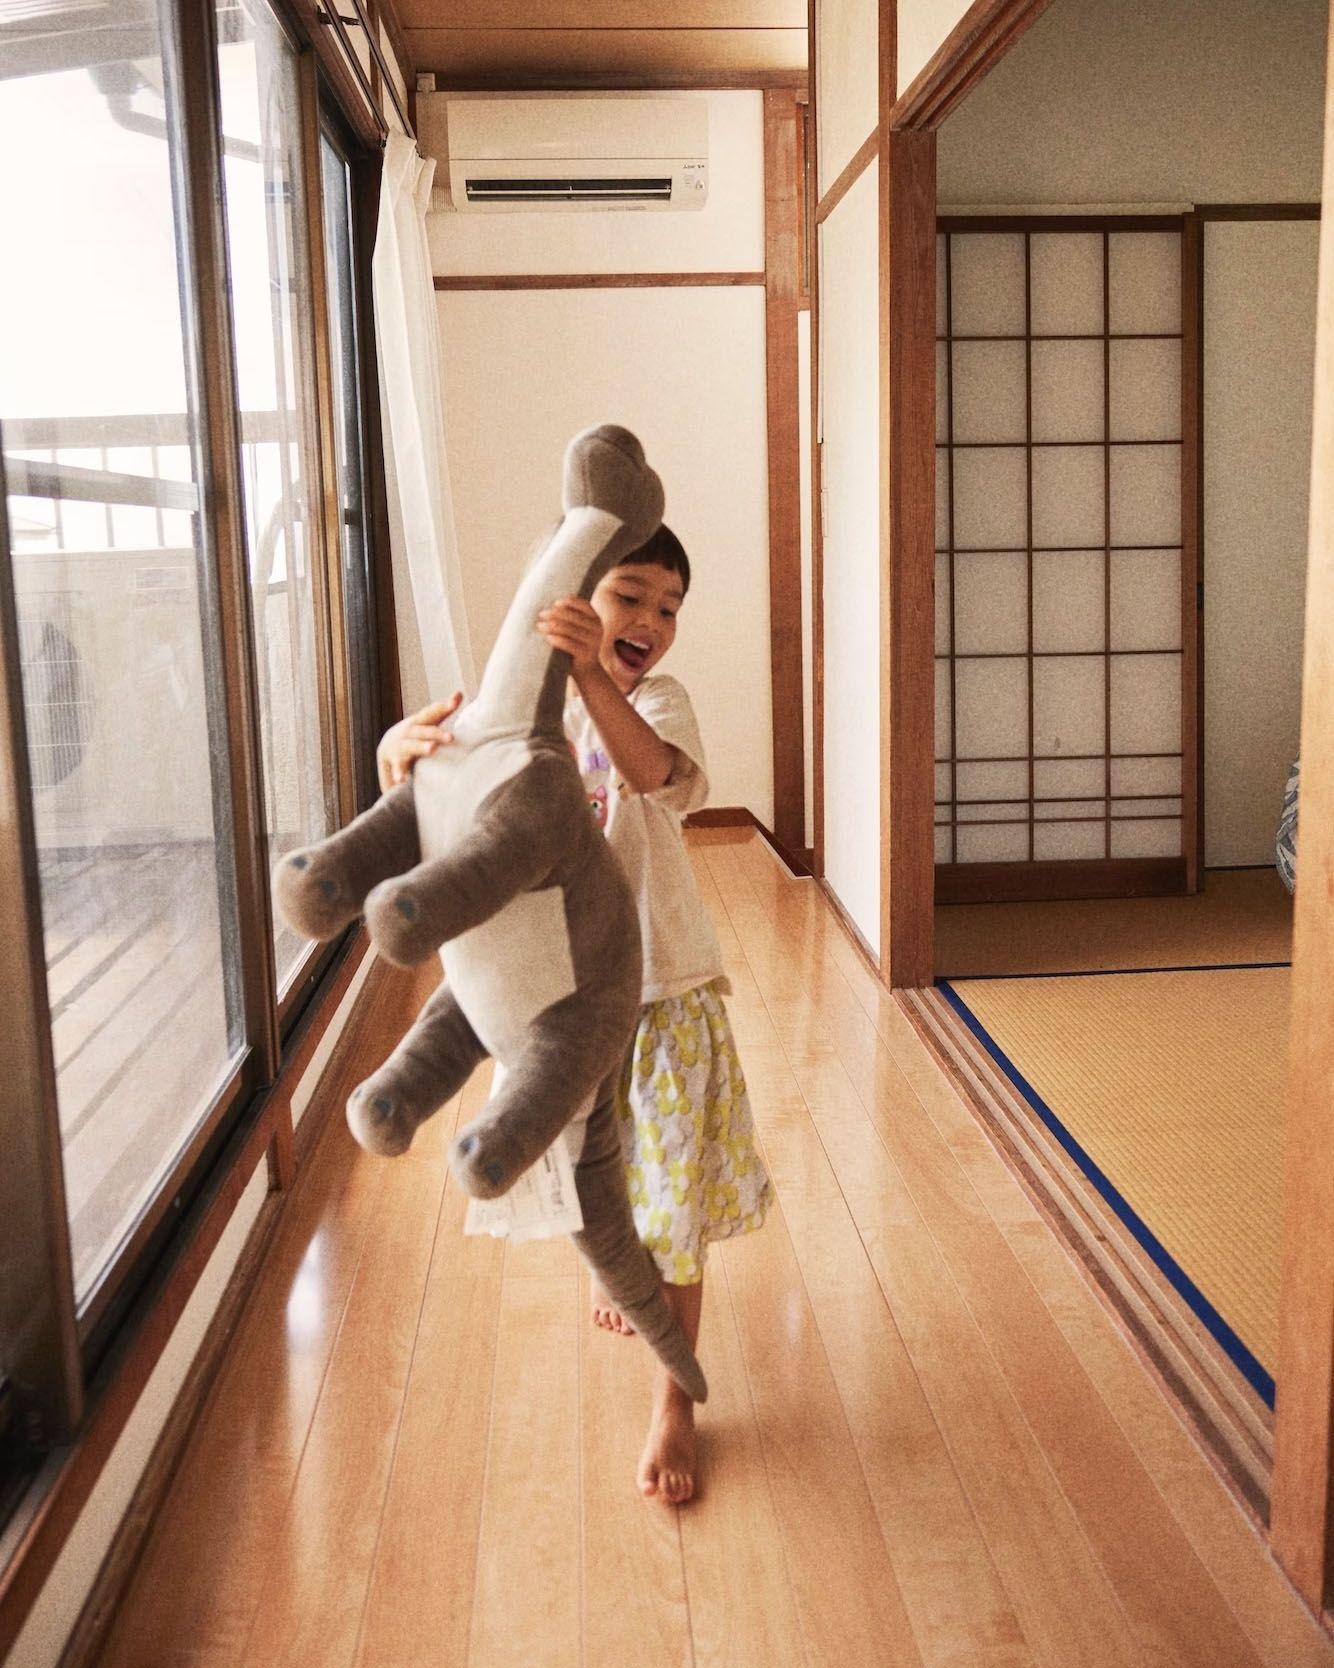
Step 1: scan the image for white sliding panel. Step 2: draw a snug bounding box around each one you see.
[1204,219,1316,866]
[936,220,1188,890]
[820,163,881,950]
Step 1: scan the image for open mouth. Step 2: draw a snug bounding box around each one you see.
[614,637,651,673]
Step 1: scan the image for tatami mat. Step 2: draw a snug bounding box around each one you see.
[946,967,1289,1383]
[935,868,1292,978]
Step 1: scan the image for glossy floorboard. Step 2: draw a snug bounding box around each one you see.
[92,833,1333,1668]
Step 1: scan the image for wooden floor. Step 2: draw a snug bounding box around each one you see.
[92,832,1334,1668]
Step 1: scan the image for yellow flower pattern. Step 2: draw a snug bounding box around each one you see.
[615,978,771,1285]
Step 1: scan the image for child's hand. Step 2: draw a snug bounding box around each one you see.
[376,692,463,792]
[537,598,604,674]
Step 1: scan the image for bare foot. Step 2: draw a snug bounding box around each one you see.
[637,1393,697,1505]
[590,1280,636,1335]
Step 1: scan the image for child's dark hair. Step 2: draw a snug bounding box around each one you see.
[621,524,691,595]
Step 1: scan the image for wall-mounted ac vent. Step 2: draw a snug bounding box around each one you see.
[444,97,708,213]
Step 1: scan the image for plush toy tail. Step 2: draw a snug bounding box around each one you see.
[572,1098,708,1404]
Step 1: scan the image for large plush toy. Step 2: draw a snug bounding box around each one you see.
[273,425,706,1404]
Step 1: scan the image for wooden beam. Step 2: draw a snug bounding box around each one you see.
[764,88,807,858]
[432,272,765,290]
[376,0,416,91]
[807,0,825,879]
[1271,0,1334,1611]
[934,856,1186,906]
[814,128,878,225]
[879,87,936,990]
[890,0,1056,132]
[1194,202,1322,222]
[1182,211,1204,892]
[424,70,810,91]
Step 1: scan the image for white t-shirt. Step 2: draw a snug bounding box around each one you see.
[565,674,725,1004]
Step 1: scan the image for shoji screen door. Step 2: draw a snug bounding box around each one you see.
[933,217,1198,903]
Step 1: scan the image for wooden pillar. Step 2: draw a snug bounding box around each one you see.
[880,0,937,991]
[1271,0,1334,1612]
[764,88,808,859]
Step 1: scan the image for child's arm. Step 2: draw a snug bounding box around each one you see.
[536,599,676,794]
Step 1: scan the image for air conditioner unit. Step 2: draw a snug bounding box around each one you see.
[444,97,708,212]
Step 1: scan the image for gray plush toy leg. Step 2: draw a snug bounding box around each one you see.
[274,783,420,941]
[572,1096,708,1404]
[347,979,488,1158]
[449,983,639,1200]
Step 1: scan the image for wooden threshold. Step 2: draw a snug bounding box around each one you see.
[936,856,1187,906]
[899,985,1273,1519]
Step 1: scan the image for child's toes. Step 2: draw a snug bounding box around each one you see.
[663,1470,692,1506]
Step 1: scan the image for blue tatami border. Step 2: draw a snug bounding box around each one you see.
[937,979,1276,1409]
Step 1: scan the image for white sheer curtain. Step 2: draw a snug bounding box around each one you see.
[372,133,476,708]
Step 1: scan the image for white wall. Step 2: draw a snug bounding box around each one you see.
[819,163,881,950]
[937,0,1324,872]
[816,0,878,193]
[1205,221,1318,864]
[899,0,973,97]
[937,0,1326,207]
[436,286,774,825]
[420,90,775,824]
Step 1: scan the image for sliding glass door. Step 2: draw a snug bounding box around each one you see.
[0,6,244,1321]
[0,0,384,1442]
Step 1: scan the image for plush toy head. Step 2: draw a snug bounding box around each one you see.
[452,423,665,752]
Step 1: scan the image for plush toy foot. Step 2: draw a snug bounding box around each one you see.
[346,1077,421,1157]
[449,1122,516,1198]
[364,877,447,968]
[273,848,364,941]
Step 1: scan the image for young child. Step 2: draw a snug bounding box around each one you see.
[378,525,770,1506]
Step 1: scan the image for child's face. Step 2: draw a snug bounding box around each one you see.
[590,562,684,693]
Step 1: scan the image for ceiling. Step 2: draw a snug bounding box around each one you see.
[391,2,808,89]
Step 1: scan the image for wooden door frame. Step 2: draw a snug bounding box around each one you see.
[1271,0,1334,1613]
[880,0,1057,989]
[880,0,1334,1612]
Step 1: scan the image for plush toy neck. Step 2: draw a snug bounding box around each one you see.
[456,505,624,746]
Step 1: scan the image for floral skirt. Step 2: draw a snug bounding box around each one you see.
[615,979,771,1285]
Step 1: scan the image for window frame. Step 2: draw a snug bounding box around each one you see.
[0,0,400,1508]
